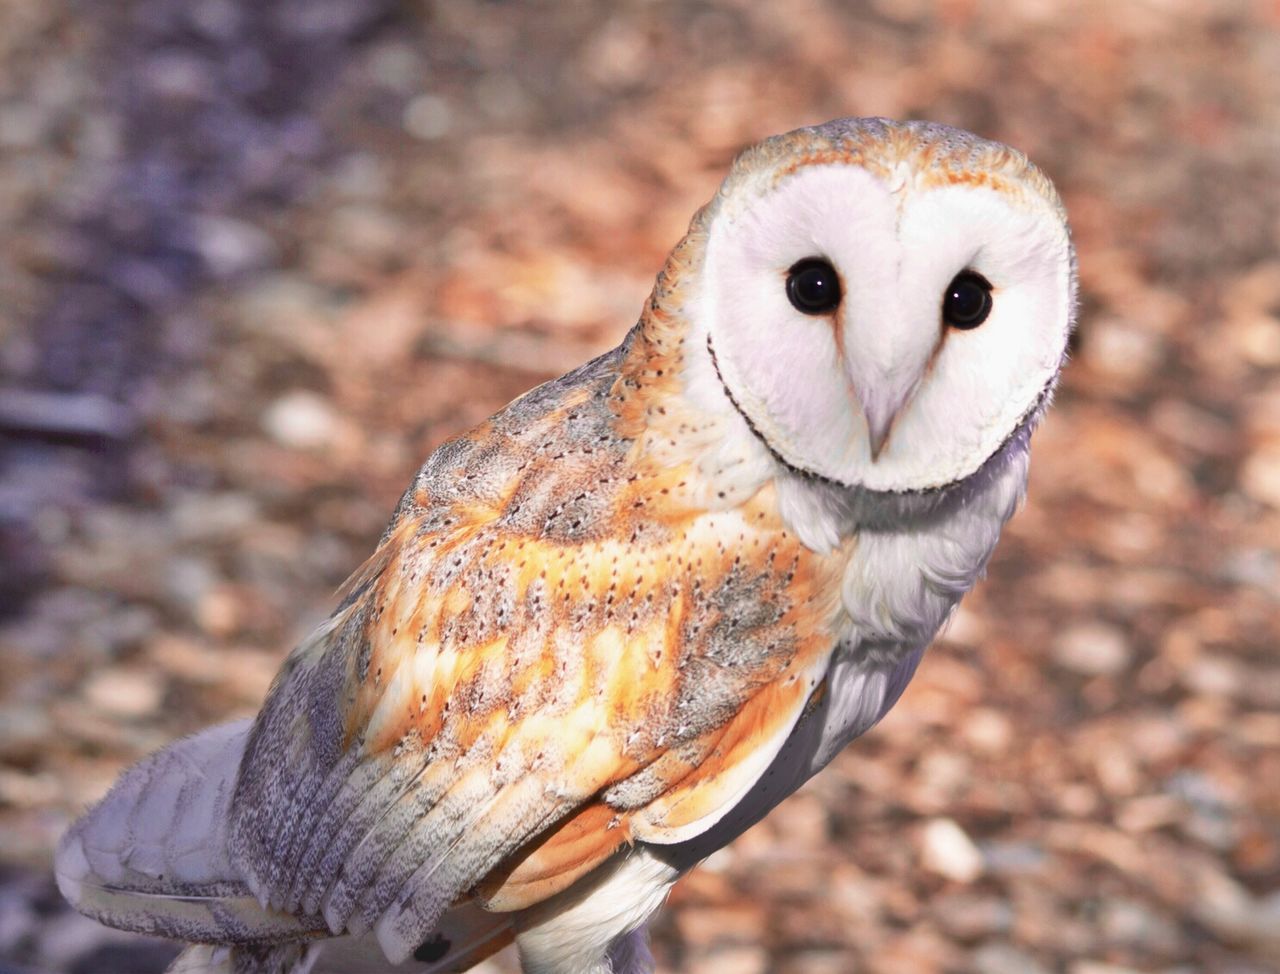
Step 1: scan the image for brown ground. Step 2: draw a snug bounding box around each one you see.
[1,1,1278,972]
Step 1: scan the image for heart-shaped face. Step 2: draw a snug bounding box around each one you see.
[687,118,1075,493]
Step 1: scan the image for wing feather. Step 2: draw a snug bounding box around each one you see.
[475,803,629,912]
[291,751,394,915]
[227,350,849,963]
[334,749,511,935]
[371,776,573,960]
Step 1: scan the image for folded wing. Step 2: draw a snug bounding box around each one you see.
[229,475,844,964]
[64,346,851,968]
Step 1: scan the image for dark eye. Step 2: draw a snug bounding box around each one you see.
[942,272,994,329]
[786,258,842,315]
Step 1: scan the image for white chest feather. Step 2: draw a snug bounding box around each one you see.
[794,425,1030,767]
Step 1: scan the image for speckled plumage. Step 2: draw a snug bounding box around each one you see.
[57,117,1075,974]
[230,334,848,955]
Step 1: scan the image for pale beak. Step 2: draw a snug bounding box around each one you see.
[843,308,937,463]
[855,381,918,462]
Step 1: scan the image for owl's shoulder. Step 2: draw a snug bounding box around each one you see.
[379,336,641,540]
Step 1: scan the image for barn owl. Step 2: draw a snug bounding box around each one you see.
[57,117,1076,974]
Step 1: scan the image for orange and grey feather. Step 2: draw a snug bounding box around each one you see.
[226,336,848,962]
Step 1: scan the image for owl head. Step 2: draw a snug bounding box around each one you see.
[665,117,1076,496]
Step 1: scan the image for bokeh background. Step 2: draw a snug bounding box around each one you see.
[1,1,1278,972]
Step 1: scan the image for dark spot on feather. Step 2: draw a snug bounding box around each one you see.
[414,934,452,963]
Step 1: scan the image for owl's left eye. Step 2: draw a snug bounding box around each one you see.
[786,258,842,315]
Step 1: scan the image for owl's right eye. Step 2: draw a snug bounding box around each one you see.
[786,258,842,315]
[942,271,994,329]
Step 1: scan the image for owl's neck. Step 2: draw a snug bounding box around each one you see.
[610,255,869,554]
[611,295,788,531]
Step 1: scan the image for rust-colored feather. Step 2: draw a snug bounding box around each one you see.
[475,803,631,912]
[229,335,850,955]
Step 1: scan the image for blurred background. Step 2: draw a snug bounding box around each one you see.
[1,1,1278,972]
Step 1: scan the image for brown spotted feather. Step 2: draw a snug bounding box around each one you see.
[228,319,849,958]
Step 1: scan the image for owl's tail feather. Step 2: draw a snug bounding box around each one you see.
[165,945,231,974]
[158,912,513,974]
[55,718,325,945]
[56,717,514,973]
[165,943,318,974]
[157,912,512,974]
[311,909,514,973]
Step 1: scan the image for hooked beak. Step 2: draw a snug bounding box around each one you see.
[859,384,916,461]
[843,314,938,463]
